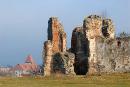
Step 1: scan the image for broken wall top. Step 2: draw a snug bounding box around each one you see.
[47,17,67,53]
[83,15,115,39]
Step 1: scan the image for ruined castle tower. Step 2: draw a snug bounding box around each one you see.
[71,15,115,75]
[44,17,67,76]
[83,15,115,74]
[44,17,75,76]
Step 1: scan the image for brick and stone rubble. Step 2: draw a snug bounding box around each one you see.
[53,52,75,75]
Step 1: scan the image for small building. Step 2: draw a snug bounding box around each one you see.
[10,55,38,77]
[0,66,11,73]
[0,66,11,76]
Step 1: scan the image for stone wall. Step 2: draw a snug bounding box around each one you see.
[43,15,130,76]
[95,37,130,74]
[71,15,130,75]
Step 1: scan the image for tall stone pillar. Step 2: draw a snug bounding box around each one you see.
[44,40,53,76]
[83,15,103,74]
[43,17,69,76]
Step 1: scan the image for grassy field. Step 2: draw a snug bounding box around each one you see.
[0,73,130,87]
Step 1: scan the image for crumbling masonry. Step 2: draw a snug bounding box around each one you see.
[43,17,75,76]
[43,15,130,76]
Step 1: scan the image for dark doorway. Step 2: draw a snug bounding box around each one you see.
[73,38,90,75]
[71,28,90,75]
[74,58,88,75]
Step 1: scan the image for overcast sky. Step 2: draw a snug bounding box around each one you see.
[0,0,130,65]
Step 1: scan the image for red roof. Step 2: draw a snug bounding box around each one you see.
[13,63,37,71]
[11,55,38,72]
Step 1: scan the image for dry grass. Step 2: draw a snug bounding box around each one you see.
[0,73,130,87]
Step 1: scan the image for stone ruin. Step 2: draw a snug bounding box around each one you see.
[43,17,75,76]
[43,15,130,76]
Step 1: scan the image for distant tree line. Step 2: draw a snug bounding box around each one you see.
[117,32,130,38]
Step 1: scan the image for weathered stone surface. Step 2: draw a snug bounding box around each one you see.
[43,40,53,76]
[43,17,75,76]
[83,15,103,74]
[82,15,130,74]
[95,37,130,74]
[48,17,66,53]
[53,52,75,75]
[102,19,115,39]
[83,15,103,38]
